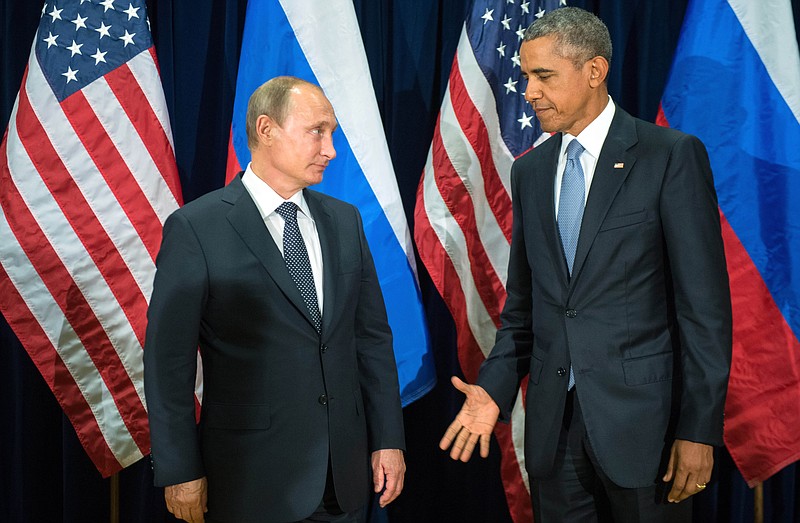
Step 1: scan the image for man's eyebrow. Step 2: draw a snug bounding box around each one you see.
[312,119,338,131]
[531,67,555,75]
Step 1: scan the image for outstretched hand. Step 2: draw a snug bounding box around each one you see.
[439,376,500,462]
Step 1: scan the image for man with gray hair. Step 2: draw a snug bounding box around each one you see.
[440,7,731,522]
[145,76,406,523]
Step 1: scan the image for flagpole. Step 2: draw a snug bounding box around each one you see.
[753,482,763,523]
[110,473,120,523]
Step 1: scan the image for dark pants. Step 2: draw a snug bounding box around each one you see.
[530,390,692,523]
[295,461,365,523]
[206,460,364,523]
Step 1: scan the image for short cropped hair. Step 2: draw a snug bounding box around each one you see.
[245,76,321,150]
[523,7,612,69]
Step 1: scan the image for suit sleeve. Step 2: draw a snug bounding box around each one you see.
[352,208,406,452]
[477,162,534,421]
[660,133,732,446]
[143,211,208,486]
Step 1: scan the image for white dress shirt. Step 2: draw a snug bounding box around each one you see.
[241,164,324,315]
[554,96,616,215]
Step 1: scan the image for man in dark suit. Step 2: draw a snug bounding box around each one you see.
[440,7,732,522]
[144,76,406,523]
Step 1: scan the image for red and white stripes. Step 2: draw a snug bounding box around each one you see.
[0,46,181,476]
[415,23,546,523]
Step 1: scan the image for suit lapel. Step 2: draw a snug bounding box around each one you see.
[534,135,571,287]
[305,190,340,336]
[570,109,638,288]
[223,175,318,332]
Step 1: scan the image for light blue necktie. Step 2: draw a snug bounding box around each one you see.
[275,202,321,334]
[557,139,585,390]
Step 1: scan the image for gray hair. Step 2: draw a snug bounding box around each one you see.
[245,76,321,150]
[523,7,612,69]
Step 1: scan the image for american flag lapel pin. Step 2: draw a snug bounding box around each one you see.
[614,162,625,169]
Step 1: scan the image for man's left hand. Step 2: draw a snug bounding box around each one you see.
[371,449,406,507]
[662,439,713,503]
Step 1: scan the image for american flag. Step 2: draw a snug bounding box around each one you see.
[414,0,562,521]
[0,0,182,477]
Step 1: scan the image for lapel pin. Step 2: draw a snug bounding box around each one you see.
[614,162,624,169]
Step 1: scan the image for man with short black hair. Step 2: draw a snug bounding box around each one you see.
[441,8,732,522]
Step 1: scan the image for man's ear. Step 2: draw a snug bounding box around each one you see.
[256,114,274,146]
[588,56,609,87]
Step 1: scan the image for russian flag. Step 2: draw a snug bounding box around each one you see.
[225,0,435,405]
[659,0,800,485]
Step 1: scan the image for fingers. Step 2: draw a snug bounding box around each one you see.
[450,375,470,394]
[667,473,709,503]
[378,466,405,507]
[479,433,491,458]
[372,449,406,508]
[448,421,480,461]
[662,446,676,483]
[164,478,207,523]
[439,420,463,451]
[664,440,714,503]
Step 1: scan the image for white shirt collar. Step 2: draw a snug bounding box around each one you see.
[241,163,312,220]
[560,95,616,160]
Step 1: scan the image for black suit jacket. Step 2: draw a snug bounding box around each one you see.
[477,107,732,488]
[143,174,405,522]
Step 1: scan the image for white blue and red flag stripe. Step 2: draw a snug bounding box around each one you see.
[414,1,562,521]
[0,0,182,476]
[659,0,800,486]
[225,0,435,406]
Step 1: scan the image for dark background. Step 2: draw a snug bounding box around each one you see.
[2,1,800,521]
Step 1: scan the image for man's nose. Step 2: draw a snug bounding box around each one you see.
[321,135,336,160]
[524,81,541,104]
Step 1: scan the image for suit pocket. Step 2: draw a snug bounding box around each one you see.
[622,351,673,386]
[599,209,647,232]
[203,403,270,430]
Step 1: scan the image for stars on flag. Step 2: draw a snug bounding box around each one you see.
[43,32,59,48]
[517,112,533,129]
[62,65,78,83]
[504,77,518,94]
[48,5,63,21]
[35,1,152,101]
[72,13,88,30]
[497,42,507,57]
[123,3,140,20]
[91,48,108,65]
[467,0,565,154]
[96,22,111,39]
[120,29,136,46]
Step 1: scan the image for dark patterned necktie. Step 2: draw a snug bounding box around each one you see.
[275,202,321,333]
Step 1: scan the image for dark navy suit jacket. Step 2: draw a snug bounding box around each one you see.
[144,174,405,522]
[478,107,732,488]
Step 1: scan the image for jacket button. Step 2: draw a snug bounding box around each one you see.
[320,344,328,353]
[557,367,567,377]
[318,395,328,405]
[565,309,577,318]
